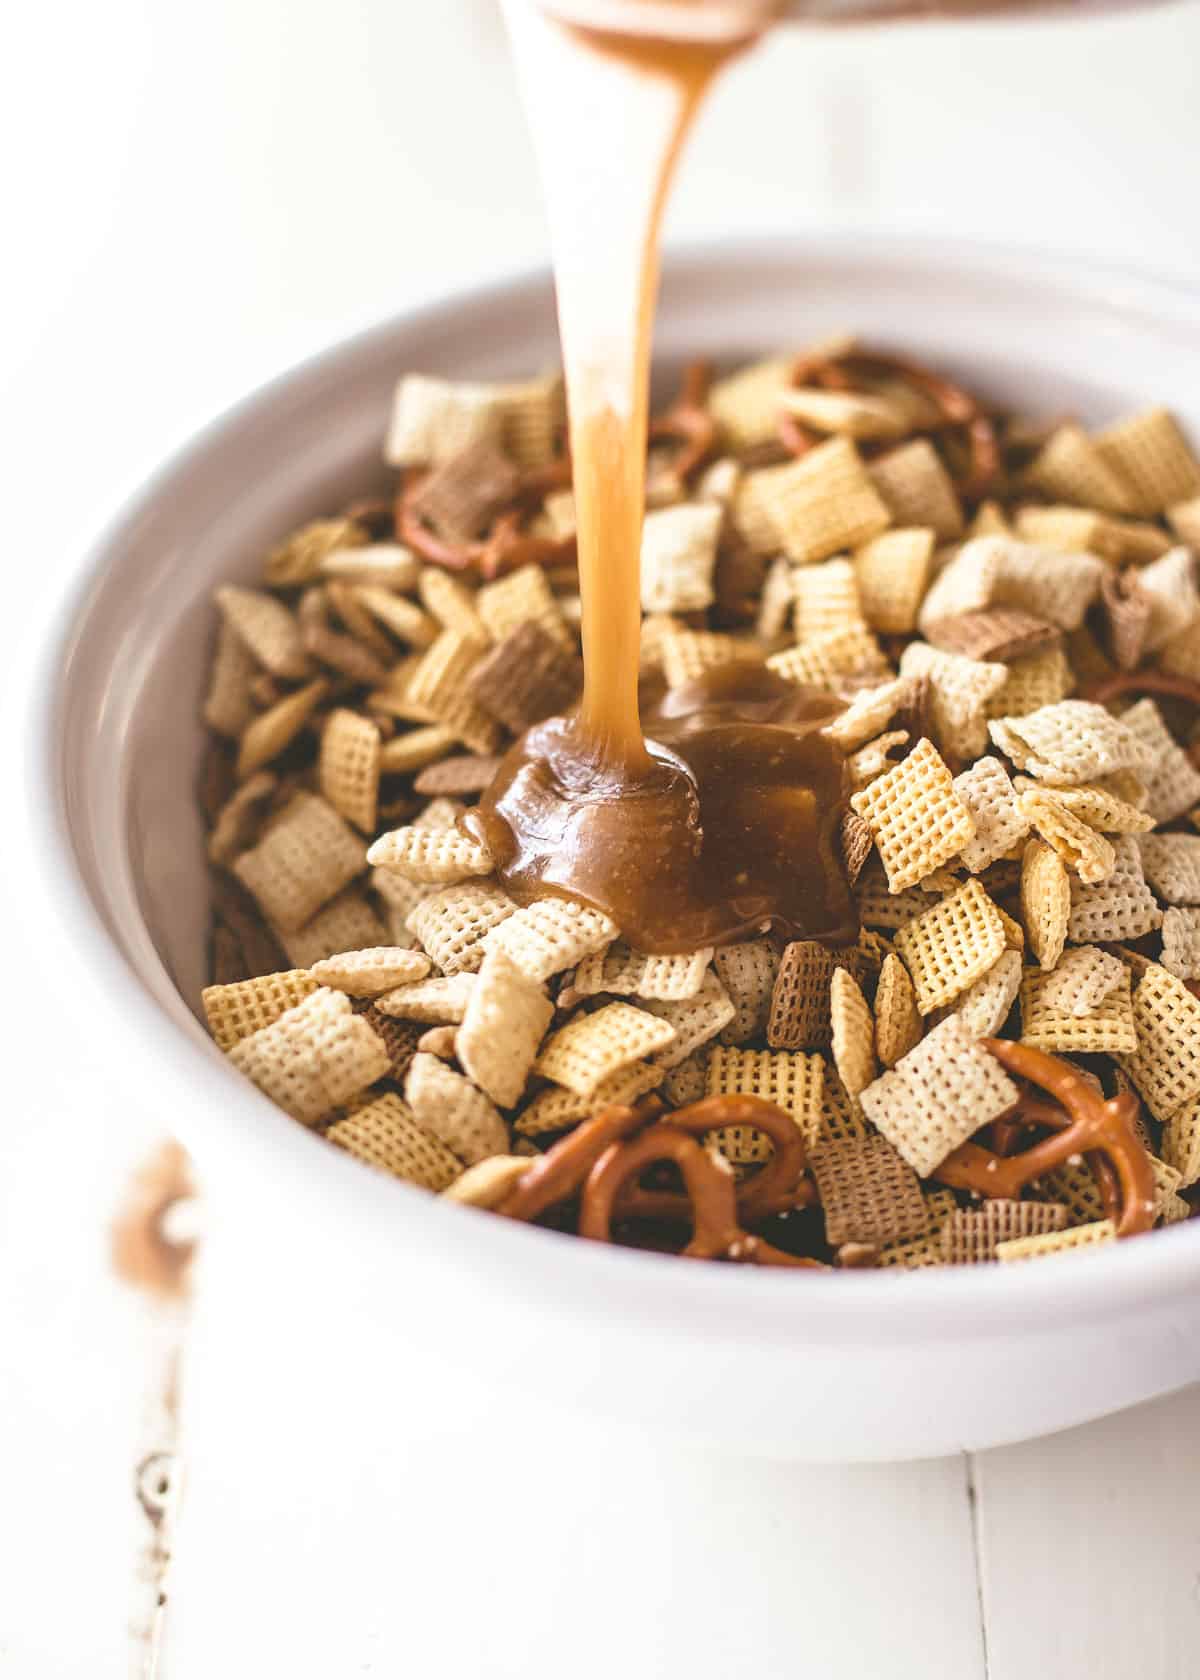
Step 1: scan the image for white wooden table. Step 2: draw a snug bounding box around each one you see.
[3,1092,1198,1678]
[6,2,1200,1672]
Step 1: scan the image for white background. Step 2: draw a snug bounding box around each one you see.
[3,1,1200,1674]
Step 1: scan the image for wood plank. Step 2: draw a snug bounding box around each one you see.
[165,1224,986,1680]
[973,1385,1200,1680]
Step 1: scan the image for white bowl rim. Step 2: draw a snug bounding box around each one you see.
[26,230,1200,1353]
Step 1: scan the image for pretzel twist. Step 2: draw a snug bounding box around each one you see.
[778,346,1000,500]
[497,1094,822,1266]
[934,1039,1157,1238]
[648,360,718,483]
[581,1123,822,1267]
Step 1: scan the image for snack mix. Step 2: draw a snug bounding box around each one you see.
[199,345,1200,1270]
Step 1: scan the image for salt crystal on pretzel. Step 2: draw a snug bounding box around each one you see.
[308,947,431,997]
[790,557,864,643]
[406,1052,508,1165]
[215,585,313,681]
[1029,424,1138,515]
[892,878,1006,1015]
[996,1220,1116,1263]
[809,1135,927,1246]
[705,1045,825,1150]
[534,1002,677,1097]
[513,1062,665,1137]
[953,756,1030,873]
[327,1093,463,1191]
[1019,963,1136,1056]
[713,938,779,1046]
[202,969,320,1053]
[767,625,889,688]
[1039,945,1127,1018]
[406,882,516,975]
[940,1200,1069,1265]
[1093,407,1200,516]
[484,898,617,984]
[276,889,389,970]
[830,967,876,1099]
[643,973,736,1069]
[860,1017,1019,1177]
[874,952,922,1067]
[736,437,891,565]
[228,987,389,1125]
[1137,833,1200,905]
[573,941,713,1003]
[1162,907,1200,981]
[639,503,722,615]
[233,792,366,933]
[456,947,554,1109]
[1118,964,1200,1122]
[850,737,976,894]
[367,824,492,886]
[898,643,1006,761]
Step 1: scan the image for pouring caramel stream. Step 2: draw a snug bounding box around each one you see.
[482,5,854,951]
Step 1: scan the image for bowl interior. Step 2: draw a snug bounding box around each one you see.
[41,235,1200,1359]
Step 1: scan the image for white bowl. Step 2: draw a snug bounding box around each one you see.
[31,235,1200,1461]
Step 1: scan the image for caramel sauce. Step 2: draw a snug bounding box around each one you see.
[488,4,854,951]
[473,660,856,950]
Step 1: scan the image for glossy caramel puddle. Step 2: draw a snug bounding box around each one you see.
[489,6,853,951]
[472,661,855,950]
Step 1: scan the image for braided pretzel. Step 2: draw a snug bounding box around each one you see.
[934,1039,1157,1238]
[580,1122,822,1267]
[778,346,1000,501]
